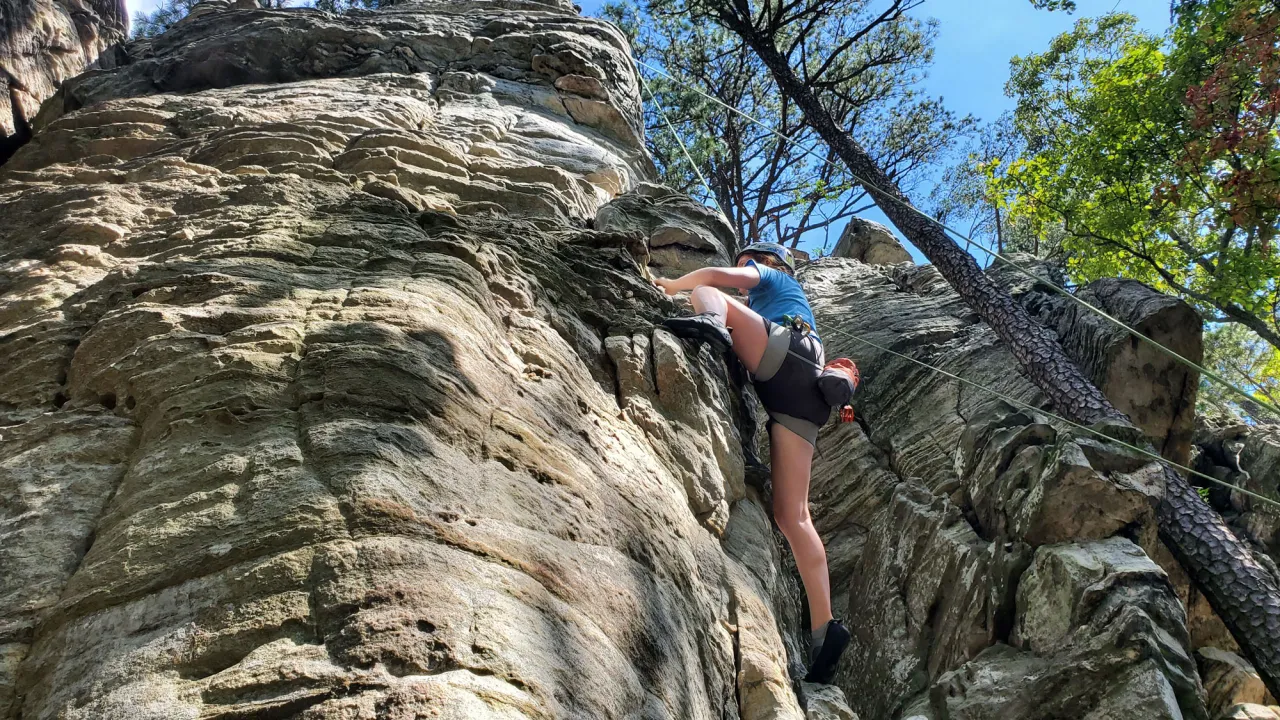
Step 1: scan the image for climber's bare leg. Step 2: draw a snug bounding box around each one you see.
[689,286,768,373]
[770,421,833,630]
[690,286,828,623]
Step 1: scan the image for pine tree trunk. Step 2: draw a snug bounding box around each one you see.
[721,15,1280,698]
[994,204,1004,255]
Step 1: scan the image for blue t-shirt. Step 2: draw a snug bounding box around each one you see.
[745,260,821,342]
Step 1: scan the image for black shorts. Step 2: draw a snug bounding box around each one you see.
[752,318,831,446]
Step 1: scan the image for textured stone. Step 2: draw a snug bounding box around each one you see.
[1012,270,1203,465]
[0,1,1230,718]
[923,536,1207,720]
[1199,648,1277,719]
[958,404,1162,546]
[0,1,805,718]
[0,0,125,160]
[801,682,859,720]
[1194,423,1280,563]
[801,258,1206,720]
[830,217,911,265]
[595,182,736,275]
[1223,705,1280,720]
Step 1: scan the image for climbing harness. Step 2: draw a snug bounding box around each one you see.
[773,313,861,424]
[780,313,812,335]
[631,57,1280,421]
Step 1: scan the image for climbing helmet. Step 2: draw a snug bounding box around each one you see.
[734,242,796,275]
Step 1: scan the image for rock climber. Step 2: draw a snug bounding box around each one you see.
[653,241,851,685]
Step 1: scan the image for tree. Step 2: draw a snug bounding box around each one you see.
[927,114,1067,261]
[646,0,1280,697]
[603,0,973,252]
[132,0,200,37]
[992,7,1280,351]
[1201,324,1280,423]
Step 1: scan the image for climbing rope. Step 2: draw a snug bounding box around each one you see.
[636,68,724,214]
[630,57,1280,421]
[814,319,1280,511]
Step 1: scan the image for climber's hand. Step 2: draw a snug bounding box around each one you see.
[653,277,681,296]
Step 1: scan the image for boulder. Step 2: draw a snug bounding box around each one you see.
[800,682,859,720]
[1198,647,1277,718]
[830,217,912,265]
[929,538,1205,720]
[1222,705,1280,720]
[595,182,737,275]
[1016,274,1203,465]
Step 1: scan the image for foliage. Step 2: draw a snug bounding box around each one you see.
[131,0,373,38]
[132,0,200,37]
[928,114,1068,262]
[1199,323,1280,423]
[1031,0,1077,10]
[988,6,1280,349]
[609,0,973,252]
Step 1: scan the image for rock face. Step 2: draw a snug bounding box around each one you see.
[1195,423,1280,566]
[0,1,820,717]
[0,1,1239,719]
[802,259,1209,719]
[1012,268,1203,465]
[595,181,736,275]
[0,0,126,162]
[1199,647,1278,718]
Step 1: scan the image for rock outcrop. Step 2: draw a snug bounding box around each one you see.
[1013,268,1203,465]
[802,259,1208,720]
[1195,422,1280,566]
[0,1,1255,719]
[595,181,735,275]
[0,1,836,717]
[829,217,911,266]
[0,0,126,162]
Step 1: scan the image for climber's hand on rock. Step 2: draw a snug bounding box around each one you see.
[654,277,681,296]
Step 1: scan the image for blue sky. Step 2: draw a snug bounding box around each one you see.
[124,0,1174,262]
[581,0,1176,262]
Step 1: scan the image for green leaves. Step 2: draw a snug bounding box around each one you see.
[1030,0,1077,11]
[1200,323,1280,422]
[989,6,1280,350]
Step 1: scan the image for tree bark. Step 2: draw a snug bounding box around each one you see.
[994,203,1004,255]
[719,12,1280,698]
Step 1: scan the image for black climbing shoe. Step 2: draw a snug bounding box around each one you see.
[804,620,851,684]
[661,312,733,355]
[744,461,771,495]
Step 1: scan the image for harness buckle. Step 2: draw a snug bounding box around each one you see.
[782,314,812,335]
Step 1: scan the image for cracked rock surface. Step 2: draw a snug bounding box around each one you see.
[0,0,1256,718]
[0,1,820,717]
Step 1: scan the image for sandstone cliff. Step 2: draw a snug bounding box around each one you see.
[0,1,1276,719]
[0,0,126,162]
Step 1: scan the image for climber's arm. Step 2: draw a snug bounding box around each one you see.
[654,266,760,295]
